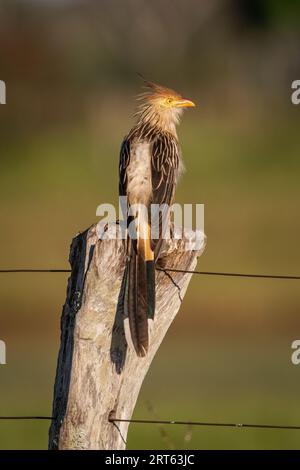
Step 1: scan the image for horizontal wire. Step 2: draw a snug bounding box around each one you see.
[0,267,299,280]
[0,269,71,273]
[0,416,52,420]
[1,415,300,431]
[109,417,300,430]
[157,267,300,280]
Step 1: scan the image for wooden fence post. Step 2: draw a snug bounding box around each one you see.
[48,222,205,450]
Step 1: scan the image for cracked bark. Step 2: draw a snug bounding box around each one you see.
[48,222,206,450]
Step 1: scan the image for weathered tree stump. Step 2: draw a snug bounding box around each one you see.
[48,222,205,450]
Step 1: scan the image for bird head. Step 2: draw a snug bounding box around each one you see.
[136,79,195,133]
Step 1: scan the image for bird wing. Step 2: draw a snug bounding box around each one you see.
[150,132,180,257]
[119,136,134,240]
[119,137,131,197]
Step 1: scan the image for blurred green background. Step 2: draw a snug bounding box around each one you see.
[0,0,300,449]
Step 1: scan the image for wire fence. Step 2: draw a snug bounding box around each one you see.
[1,415,300,431]
[109,417,300,431]
[1,267,300,279]
[0,416,52,420]
[1,264,299,432]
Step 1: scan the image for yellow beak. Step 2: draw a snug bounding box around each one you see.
[175,99,196,108]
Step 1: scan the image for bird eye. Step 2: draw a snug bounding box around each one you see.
[166,98,173,104]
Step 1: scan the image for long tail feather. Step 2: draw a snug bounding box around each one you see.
[123,226,155,357]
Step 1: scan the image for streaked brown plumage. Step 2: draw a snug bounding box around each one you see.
[119,79,195,356]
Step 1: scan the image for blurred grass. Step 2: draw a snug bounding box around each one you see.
[0,110,300,448]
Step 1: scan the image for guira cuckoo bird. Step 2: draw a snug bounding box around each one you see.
[119,80,195,356]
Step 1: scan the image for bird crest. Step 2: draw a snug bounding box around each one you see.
[136,74,182,104]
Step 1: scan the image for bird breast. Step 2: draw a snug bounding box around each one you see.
[126,141,152,206]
